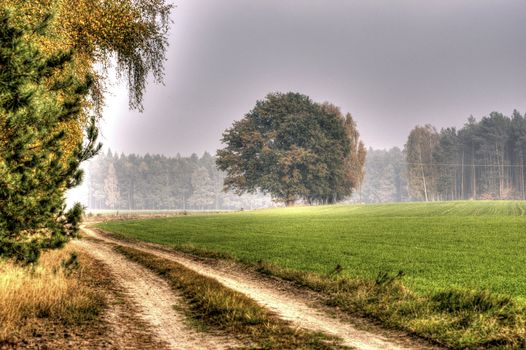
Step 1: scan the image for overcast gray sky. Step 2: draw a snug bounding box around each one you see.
[99,0,526,156]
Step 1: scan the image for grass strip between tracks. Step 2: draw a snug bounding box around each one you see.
[114,244,350,350]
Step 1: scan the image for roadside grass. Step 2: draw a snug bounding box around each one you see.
[0,245,105,345]
[97,201,526,348]
[255,260,526,349]
[114,245,349,350]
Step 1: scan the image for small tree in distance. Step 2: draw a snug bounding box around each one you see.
[104,163,120,209]
[217,92,366,206]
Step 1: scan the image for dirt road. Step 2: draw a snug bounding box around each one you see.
[72,238,236,350]
[81,225,441,350]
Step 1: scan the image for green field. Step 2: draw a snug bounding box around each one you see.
[97,201,526,299]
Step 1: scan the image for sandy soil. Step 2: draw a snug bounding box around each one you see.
[1,248,170,350]
[72,238,237,350]
[82,225,442,350]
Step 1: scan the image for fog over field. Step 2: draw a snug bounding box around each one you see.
[100,0,526,155]
[68,0,526,208]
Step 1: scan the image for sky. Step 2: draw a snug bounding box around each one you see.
[99,0,526,156]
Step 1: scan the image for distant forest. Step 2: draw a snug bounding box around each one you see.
[87,110,526,209]
[358,147,409,203]
[362,110,526,202]
[87,149,383,209]
[87,147,409,208]
[87,152,272,210]
[405,110,526,201]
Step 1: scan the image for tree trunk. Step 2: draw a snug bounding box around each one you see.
[419,149,428,202]
[461,150,464,200]
[472,146,476,199]
[521,150,525,200]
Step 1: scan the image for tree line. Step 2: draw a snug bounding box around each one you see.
[88,109,526,210]
[405,110,526,201]
[87,151,272,211]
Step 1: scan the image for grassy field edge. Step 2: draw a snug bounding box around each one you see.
[255,258,526,349]
[162,241,526,349]
[99,226,526,349]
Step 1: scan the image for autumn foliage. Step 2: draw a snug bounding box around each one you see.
[217,92,366,205]
[0,0,171,261]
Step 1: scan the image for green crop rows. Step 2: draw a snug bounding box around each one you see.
[97,201,526,299]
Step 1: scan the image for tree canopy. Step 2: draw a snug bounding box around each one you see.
[405,111,526,201]
[1,0,172,169]
[0,0,171,262]
[217,92,366,205]
[5,0,172,111]
[0,11,100,262]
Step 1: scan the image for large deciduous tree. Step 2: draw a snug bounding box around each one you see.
[2,0,172,180]
[6,0,172,111]
[216,92,366,206]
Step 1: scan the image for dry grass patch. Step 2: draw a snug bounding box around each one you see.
[0,245,104,345]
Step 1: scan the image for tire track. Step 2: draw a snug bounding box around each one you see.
[73,238,237,350]
[82,226,441,350]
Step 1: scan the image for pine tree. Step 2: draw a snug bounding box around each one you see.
[405,111,526,201]
[0,10,100,263]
